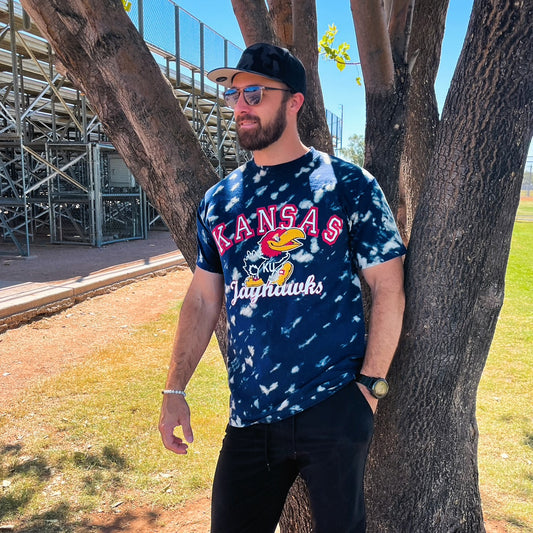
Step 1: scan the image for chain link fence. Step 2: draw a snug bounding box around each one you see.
[126,0,342,151]
[127,0,241,92]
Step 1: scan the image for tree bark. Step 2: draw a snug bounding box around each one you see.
[267,0,293,45]
[231,0,278,45]
[350,0,413,216]
[20,0,217,270]
[399,0,449,240]
[279,476,313,533]
[366,0,532,530]
[291,0,333,153]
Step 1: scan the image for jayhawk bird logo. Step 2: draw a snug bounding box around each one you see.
[243,227,305,287]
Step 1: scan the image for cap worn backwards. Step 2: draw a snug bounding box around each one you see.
[207,42,306,97]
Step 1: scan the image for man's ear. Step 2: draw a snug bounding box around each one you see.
[288,93,305,115]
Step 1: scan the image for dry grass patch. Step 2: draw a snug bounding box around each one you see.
[0,303,229,530]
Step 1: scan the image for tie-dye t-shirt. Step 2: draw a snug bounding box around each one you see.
[196,148,405,427]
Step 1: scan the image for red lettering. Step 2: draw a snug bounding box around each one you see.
[299,207,319,237]
[212,223,233,256]
[322,215,343,245]
[257,206,277,235]
[234,214,255,243]
[279,204,298,228]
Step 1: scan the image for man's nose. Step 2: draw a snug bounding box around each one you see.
[233,93,248,112]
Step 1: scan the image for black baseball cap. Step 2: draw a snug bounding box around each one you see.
[207,42,306,97]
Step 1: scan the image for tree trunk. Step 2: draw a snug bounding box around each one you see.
[291,0,333,153]
[231,0,278,45]
[267,0,293,45]
[350,0,413,216]
[363,86,408,216]
[20,0,217,270]
[399,0,449,240]
[366,0,532,530]
[279,476,313,533]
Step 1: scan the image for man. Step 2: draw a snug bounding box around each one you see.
[159,43,406,532]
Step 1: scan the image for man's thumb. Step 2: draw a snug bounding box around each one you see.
[182,420,194,443]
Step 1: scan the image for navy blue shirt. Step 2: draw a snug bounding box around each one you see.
[197,148,406,426]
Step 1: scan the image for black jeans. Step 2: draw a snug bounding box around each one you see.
[211,381,374,533]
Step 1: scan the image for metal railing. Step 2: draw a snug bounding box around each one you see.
[0,0,343,256]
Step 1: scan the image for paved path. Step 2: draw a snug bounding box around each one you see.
[0,231,186,330]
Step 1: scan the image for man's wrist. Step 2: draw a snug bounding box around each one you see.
[355,374,389,399]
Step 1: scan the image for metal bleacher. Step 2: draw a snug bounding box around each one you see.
[0,0,342,257]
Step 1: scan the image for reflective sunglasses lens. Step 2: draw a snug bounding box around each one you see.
[223,89,239,107]
[243,87,262,106]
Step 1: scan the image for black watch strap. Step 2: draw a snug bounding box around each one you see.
[356,374,389,399]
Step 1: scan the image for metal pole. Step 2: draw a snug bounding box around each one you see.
[92,145,103,247]
[49,43,57,142]
[81,94,88,143]
[20,136,30,256]
[8,0,21,137]
[9,0,29,254]
[217,85,223,180]
[138,0,144,38]
[339,104,344,150]
[22,7,30,30]
[175,6,181,87]
[200,22,205,95]
[47,144,56,243]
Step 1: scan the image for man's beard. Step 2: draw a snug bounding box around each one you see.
[236,102,287,151]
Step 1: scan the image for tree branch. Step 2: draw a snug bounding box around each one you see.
[292,0,316,64]
[389,0,415,64]
[231,0,278,46]
[267,0,293,45]
[350,0,395,92]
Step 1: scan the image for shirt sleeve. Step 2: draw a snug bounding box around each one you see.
[196,198,223,274]
[348,173,406,269]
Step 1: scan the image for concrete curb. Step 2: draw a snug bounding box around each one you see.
[0,251,187,331]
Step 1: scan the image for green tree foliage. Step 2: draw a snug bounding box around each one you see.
[319,24,361,86]
[339,133,365,167]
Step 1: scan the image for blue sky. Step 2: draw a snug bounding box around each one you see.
[161,0,531,159]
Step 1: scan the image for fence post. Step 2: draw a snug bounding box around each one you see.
[200,22,205,95]
[175,5,180,88]
[137,0,144,38]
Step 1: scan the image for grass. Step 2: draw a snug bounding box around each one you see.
[0,203,531,531]
[476,216,533,531]
[516,196,533,219]
[0,302,229,530]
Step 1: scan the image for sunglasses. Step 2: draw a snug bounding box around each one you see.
[223,85,292,108]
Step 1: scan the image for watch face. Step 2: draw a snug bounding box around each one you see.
[373,379,389,399]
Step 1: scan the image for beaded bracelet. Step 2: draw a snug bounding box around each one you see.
[162,389,186,397]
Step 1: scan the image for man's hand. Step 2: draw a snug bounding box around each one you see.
[357,382,378,413]
[159,395,194,454]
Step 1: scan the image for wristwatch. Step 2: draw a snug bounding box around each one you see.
[356,374,389,399]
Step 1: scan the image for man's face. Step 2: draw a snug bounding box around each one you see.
[231,73,290,152]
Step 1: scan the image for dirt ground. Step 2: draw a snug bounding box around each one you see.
[0,267,509,532]
[1,267,213,532]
